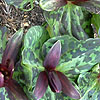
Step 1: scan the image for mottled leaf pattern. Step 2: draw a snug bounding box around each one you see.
[78,72,100,100]
[0,26,7,63]
[42,35,100,79]
[44,4,93,40]
[13,26,82,100]
[5,0,34,11]
[22,26,49,69]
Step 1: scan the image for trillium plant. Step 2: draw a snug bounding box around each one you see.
[0,29,28,100]
[34,41,80,100]
[1,0,100,100]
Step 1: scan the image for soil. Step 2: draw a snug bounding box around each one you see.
[0,2,45,38]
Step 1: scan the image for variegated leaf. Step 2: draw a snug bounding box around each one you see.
[44,4,93,40]
[5,0,35,11]
[22,26,49,69]
[78,72,100,100]
[42,35,100,79]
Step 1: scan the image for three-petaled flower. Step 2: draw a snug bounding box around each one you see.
[34,40,80,100]
[0,29,28,100]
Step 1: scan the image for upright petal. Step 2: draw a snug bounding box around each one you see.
[43,40,61,71]
[34,71,48,100]
[7,79,28,100]
[48,71,62,93]
[2,29,23,68]
[57,71,80,99]
[0,72,4,87]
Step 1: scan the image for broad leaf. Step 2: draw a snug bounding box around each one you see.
[42,35,100,79]
[22,26,49,69]
[0,26,7,63]
[91,14,100,33]
[44,4,93,40]
[78,72,100,100]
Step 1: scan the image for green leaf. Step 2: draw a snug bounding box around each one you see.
[14,26,80,100]
[22,26,49,70]
[0,26,7,63]
[44,4,93,40]
[91,14,100,33]
[5,0,35,11]
[42,35,100,78]
[78,72,100,100]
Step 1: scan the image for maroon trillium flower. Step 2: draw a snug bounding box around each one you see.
[34,41,80,100]
[0,30,28,100]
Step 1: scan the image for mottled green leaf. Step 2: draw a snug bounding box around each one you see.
[44,4,93,40]
[42,35,100,79]
[91,14,100,33]
[14,26,80,100]
[22,26,49,69]
[5,0,35,11]
[78,72,100,100]
[0,26,7,63]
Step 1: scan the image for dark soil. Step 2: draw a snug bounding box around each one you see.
[0,2,45,38]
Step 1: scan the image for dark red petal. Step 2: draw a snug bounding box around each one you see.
[43,40,61,71]
[2,29,23,69]
[57,71,80,99]
[7,79,28,100]
[48,71,62,93]
[34,71,48,100]
[0,72,4,87]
